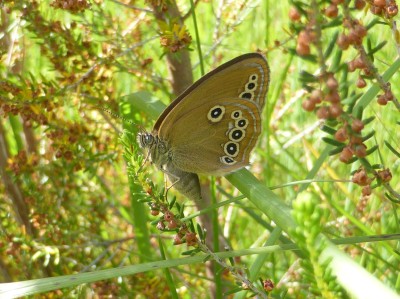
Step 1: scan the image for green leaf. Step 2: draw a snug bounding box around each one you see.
[385,141,400,158]
[322,137,345,147]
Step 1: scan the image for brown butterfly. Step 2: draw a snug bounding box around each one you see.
[138,53,270,200]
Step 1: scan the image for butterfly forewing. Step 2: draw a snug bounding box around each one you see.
[154,53,269,133]
[152,52,269,177]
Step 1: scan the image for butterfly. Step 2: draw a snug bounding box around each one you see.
[138,53,269,201]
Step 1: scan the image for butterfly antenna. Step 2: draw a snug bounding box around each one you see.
[99,106,130,124]
[97,106,149,172]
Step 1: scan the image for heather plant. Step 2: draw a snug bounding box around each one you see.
[0,0,399,298]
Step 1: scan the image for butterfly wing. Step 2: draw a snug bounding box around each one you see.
[155,53,269,175]
[164,97,263,174]
[154,53,269,132]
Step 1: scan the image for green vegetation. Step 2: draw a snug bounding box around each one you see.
[1,0,399,298]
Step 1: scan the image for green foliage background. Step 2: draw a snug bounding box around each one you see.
[0,0,399,298]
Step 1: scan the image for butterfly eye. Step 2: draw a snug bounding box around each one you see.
[220,156,237,165]
[138,133,154,148]
[207,105,225,123]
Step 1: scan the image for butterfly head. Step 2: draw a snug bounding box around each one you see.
[137,131,170,168]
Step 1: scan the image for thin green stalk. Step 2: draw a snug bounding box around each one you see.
[189,0,204,75]
[159,237,179,299]
[210,176,223,298]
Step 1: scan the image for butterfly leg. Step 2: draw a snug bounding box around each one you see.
[161,168,180,201]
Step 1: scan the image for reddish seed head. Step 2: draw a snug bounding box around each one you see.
[347,28,358,44]
[185,232,197,242]
[370,5,383,15]
[356,76,367,88]
[337,33,350,50]
[385,89,394,101]
[329,104,343,118]
[362,185,372,196]
[352,119,364,133]
[167,219,178,230]
[354,24,367,38]
[354,57,366,69]
[354,144,367,158]
[347,60,356,72]
[263,279,275,292]
[377,94,388,105]
[164,211,174,221]
[316,106,330,119]
[340,146,353,163]
[362,68,372,76]
[325,4,339,18]
[302,99,316,112]
[377,169,392,183]
[352,169,370,186]
[349,135,363,146]
[335,127,348,142]
[289,7,301,21]
[373,0,386,7]
[150,209,159,216]
[355,0,366,10]
[55,150,63,159]
[387,3,398,17]
[310,89,323,103]
[310,31,317,43]
[173,234,183,245]
[343,18,352,28]
[326,76,339,90]
[296,42,310,56]
[141,58,153,68]
[348,29,361,45]
[185,232,197,246]
[298,30,311,46]
[156,221,165,230]
[64,150,73,160]
[186,239,197,247]
[325,90,341,103]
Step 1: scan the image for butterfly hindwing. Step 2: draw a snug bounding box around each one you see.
[154,53,269,133]
[159,97,261,175]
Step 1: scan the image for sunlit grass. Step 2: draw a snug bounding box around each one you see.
[1,0,399,298]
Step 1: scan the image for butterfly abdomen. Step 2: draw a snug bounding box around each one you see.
[165,163,202,201]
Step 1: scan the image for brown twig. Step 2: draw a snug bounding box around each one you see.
[151,0,193,96]
[311,0,328,76]
[0,121,33,235]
